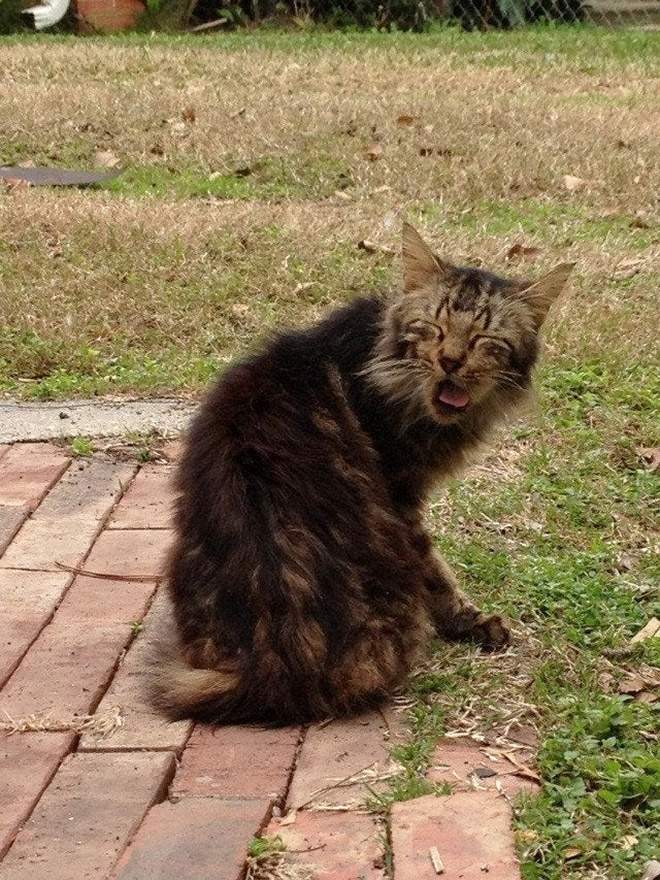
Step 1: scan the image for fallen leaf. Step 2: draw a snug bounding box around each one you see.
[472,767,497,779]
[1,177,30,191]
[636,447,660,471]
[94,150,120,168]
[618,674,646,695]
[631,212,651,229]
[516,829,538,843]
[642,861,660,880]
[365,142,382,161]
[621,834,638,851]
[182,106,196,124]
[505,243,543,262]
[631,618,660,644]
[231,303,250,319]
[396,114,416,126]
[564,847,581,861]
[598,672,615,693]
[564,174,587,192]
[357,239,395,256]
[419,147,453,158]
[635,691,658,704]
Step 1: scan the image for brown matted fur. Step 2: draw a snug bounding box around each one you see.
[150,223,573,725]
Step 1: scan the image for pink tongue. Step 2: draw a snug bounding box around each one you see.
[439,385,469,408]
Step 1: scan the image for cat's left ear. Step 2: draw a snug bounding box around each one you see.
[401,223,449,294]
[516,262,576,329]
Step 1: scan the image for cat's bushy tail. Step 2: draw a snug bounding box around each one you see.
[147,616,245,723]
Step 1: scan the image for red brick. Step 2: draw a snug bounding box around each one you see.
[0,506,28,556]
[108,466,174,529]
[0,530,170,718]
[0,751,175,880]
[160,439,183,462]
[112,798,271,880]
[0,443,69,510]
[286,709,403,810]
[0,459,136,571]
[80,589,192,753]
[0,570,71,687]
[172,722,301,802]
[269,810,385,880]
[0,732,75,858]
[428,738,540,797]
[391,791,521,880]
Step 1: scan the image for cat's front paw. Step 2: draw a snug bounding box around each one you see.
[471,613,510,650]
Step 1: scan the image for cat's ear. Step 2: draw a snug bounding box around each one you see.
[516,262,575,328]
[401,223,448,294]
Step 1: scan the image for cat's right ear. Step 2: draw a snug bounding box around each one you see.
[401,223,447,295]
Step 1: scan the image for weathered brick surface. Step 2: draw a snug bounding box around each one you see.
[287,710,403,810]
[173,722,301,802]
[391,791,521,880]
[160,439,183,463]
[0,751,175,880]
[0,443,69,510]
[0,444,9,461]
[0,506,28,556]
[0,459,136,571]
[112,798,271,880]
[108,466,174,530]
[80,589,192,753]
[0,530,169,718]
[0,732,75,859]
[0,570,71,687]
[428,738,540,797]
[269,809,385,879]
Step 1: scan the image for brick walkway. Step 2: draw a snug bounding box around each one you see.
[0,442,530,880]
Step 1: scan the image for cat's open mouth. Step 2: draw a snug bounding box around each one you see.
[436,380,470,412]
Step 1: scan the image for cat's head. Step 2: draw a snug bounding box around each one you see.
[367,223,574,425]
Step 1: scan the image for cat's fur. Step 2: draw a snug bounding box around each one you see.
[151,224,573,724]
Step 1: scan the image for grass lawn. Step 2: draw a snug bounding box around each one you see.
[1,25,659,880]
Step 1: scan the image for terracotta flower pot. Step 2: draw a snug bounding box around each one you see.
[76,0,145,32]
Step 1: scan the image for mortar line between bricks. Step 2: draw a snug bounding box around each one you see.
[105,751,179,880]
[280,725,309,814]
[0,466,140,696]
[0,734,79,863]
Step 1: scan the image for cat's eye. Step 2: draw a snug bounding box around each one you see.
[468,335,513,354]
[406,320,444,342]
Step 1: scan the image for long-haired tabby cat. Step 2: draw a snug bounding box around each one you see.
[152,223,573,724]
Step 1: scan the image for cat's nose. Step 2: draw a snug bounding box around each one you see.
[440,355,463,374]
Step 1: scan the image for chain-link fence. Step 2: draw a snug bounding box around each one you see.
[183,0,660,31]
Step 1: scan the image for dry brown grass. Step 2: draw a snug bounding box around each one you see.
[0,31,659,397]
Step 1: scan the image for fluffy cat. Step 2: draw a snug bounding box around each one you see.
[151,223,573,724]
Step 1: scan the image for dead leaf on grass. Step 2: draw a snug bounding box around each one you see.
[563,174,587,192]
[419,147,453,158]
[182,106,196,124]
[630,212,651,230]
[505,243,543,263]
[365,142,382,161]
[636,447,660,472]
[598,671,615,693]
[641,860,660,880]
[94,150,120,168]
[635,691,658,704]
[618,674,646,695]
[564,847,582,861]
[621,834,638,851]
[357,239,395,256]
[631,618,660,644]
[396,114,416,126]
